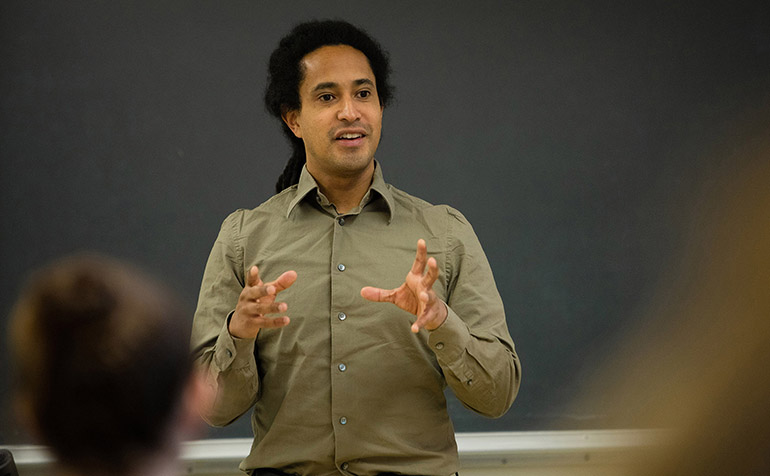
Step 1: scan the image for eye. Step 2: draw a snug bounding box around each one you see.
[319,93,334,102]
[358,90,372,99]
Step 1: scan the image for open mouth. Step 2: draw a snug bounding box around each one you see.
[336,132,366,141]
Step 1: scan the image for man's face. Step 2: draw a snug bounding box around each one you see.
[282,45,383,181]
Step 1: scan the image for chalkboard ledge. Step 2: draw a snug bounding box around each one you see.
[5,429,669,476]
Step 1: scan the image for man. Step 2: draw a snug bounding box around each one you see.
[191,20,521,476]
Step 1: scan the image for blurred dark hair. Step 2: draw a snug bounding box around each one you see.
[9,254,192,476]
[264,19,394,193]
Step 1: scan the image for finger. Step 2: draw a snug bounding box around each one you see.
[241,284,276,302]
[267,270,298,292]
[255,315,291,329]
[410,239,428,275]
[246,266,263,288]
[361,286,396,303]
[422,256,439,288]
[411,291,433,333]
[243,300,288,317]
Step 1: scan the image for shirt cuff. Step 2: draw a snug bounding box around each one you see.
[427,304,471,364]
[213,310,256,371]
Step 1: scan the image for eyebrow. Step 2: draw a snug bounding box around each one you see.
[311,78,375,93]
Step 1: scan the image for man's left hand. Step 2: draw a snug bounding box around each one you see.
[361,239,448,333]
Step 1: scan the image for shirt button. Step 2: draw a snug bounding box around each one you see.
[338,217,345,225]
[435,342,444,350]
[338,363,347,372]
[341,462,349,470]
[338,312,347,321]
[337,263,346,271]
[226,349,233,358]
[467,379,473,386]
[340,416,347,425]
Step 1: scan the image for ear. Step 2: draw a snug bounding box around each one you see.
[281,108,302,139]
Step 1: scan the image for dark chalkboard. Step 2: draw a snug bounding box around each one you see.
[2,0,769,443]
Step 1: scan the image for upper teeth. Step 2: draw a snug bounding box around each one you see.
[339,133,362,139]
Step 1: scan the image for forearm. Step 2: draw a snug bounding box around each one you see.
[429,306,521,418]
[196,316,260,427]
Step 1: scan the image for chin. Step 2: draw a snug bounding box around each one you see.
[334,156,374,174]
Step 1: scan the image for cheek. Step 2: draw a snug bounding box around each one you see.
[301,120,327,144]
[371,119,383,141]
[367,111,383,132]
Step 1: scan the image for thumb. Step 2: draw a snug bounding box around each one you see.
[361,286,394,303]
[272,270,298,292]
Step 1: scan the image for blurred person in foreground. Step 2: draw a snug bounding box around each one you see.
[8,254,211,476]
[575,133,770,475]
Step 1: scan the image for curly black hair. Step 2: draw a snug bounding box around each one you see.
[265,20,394,193]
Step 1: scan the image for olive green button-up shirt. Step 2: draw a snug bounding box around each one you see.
[191,163,520,476]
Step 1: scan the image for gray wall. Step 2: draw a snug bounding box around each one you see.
[2,0,769,443]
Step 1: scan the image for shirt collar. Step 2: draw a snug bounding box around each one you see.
[285,160,395,222]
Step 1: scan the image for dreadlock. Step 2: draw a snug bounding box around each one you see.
[264,20,394,194]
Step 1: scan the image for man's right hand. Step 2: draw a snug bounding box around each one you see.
[229,266,297,339]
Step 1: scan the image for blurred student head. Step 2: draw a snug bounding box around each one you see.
[9,254,209,476]
[577,132,770,475]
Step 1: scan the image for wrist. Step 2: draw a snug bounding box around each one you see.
[228,311,260,339]
[425,301,448,331]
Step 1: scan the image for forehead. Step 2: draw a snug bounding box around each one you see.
[299,44,375,90]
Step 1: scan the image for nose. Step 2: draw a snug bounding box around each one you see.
[337,96,360,122]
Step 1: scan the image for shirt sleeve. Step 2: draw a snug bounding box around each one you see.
[190,210,261,426]
[427,208,522,418]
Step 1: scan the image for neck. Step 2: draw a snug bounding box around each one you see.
[308,161,376,214]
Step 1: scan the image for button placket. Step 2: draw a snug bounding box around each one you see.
[330,211,353,452]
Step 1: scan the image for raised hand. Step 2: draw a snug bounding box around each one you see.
[229,266,297,339]
[361,239,447,333]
